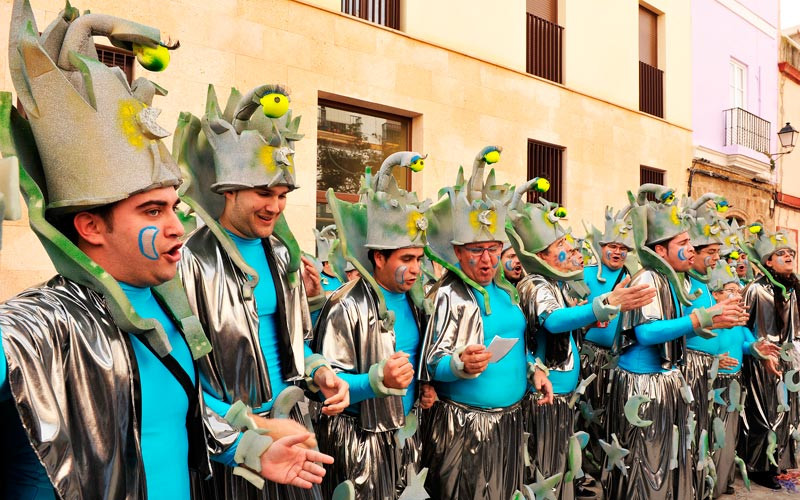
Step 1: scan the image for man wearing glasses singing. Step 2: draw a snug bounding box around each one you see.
[739,229,800,490]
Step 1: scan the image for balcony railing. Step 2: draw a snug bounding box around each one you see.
[526,13,563,84]
[342,0,399,29]
[724,107,771,154]
[639,61,663,118]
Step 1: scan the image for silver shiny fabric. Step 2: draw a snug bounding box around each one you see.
[312,278,425,432]
[317,411,422,500]
[192,405,321,500]
[180,225,312,409]
[712,372,740,499]
[421,398,524,500]
[619,269,689,370]
[604,369,693,500]
[739,276,800,472]
[681,349,714,499]
[0,276,236,499]
[517,274,575,371]
[579,341,613,478]
[419,272,488,382]
[524,393,575,500]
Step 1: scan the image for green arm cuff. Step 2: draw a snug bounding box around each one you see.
[368,359,408,397]
[591,292,620,323]
[749,341,768,360]
[693,307,720,339]
[450,345,481,380]
[224,400,265,432]
[231,430,274,488]
[304,353,331,393]
[307,292,327,313]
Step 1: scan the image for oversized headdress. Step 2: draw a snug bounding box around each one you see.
[505,177,581,281]
[174,84,305,293]
[327,151,430,326]
[685,193,726,248]
[739,224,797,299]
[315,224,338,262]
[583,205,638,283]
[0,1,209,358]
[707,261,740,293]
[312,224,350,281]
[628,183,699,306]
[425,146,516,312]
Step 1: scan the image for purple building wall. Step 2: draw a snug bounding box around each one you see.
[692,0,778,160]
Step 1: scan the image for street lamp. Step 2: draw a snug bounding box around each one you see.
[769,122,799,169]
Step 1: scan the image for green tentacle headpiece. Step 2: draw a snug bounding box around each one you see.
[740,224,796,299]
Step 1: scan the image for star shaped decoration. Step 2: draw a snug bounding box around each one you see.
[599,433,629,476]
[398,465,430,500]
[522,469,563,500]
[395,412,418,450]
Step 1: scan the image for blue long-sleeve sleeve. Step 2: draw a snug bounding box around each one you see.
[542,303,598,334]
[338,372,376,405]
[0,333,7,401]
[634,315,694,346]
[742,327,757,356]
[433,355,461,383]
[211,433,241,467]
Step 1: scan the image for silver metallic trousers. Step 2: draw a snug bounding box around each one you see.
[681,349,714,499]
[604,369,693,500]
[420,398,524,500]
[712,372,741,498]
[191,405,322,500]
[578,341,613,479]
[524,392,575,500]
[316,410,422,500]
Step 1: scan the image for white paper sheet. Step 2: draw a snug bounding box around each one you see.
[486,336,518,363]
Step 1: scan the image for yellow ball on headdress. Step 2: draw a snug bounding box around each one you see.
[484,150,501,164]
[133,44,170,72]
[260,93,290,119]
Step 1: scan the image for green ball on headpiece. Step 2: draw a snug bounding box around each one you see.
[534,177,550,193]
[555,207,567,218]
[133,43,170,72]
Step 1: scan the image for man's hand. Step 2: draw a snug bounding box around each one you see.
[533,369,554,405]
[259,433,334,488]
[708,297,748,330]
[754,339,780,358]
[459,345,492,375]
[717,352,739,370]
[251,415,317,449]
[384,352,414,389]
[314,366,350,416]
[764,357,783,378]
[607,277,657,312]
[301,256,322,298]
[419,383,438,409]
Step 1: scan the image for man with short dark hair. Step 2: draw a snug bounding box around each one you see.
[501,243,525,285]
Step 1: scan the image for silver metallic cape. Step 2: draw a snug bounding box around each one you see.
[179,225,312,408]
[681,349,714,499]
[618,269,688,370]
[0,276,238,500]
[421,399,524,500]
[312,278,426,431]
[419,271,489,382]
[524,393,575,499]
[604,369,693,500]
[739,276,800,471]
[713,372,741,498]
[517,274,575,371]
[317,411,422,500]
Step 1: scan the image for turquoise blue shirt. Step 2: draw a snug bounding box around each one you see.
[433,281,529,408]
[583,265,624,347]
[321,272,344,292]
[339,284,420,415]
[685,276,716,354]
[120,282,195,500]
[717,325,756,374]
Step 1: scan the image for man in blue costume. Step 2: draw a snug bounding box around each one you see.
[508,182,655,500]
[0,4,332,499]
[175,84,348,500]
[313,152,437,499]
[419,147,554,500]
[606,184,744,500]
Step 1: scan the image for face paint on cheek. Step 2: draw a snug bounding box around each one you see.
[703,256,712,268]
[677,248,688,261]
[469,259,477,267]
[138,226,160,261]
[605,250,613,261]
[557,251,567,263]
[504,259,515,271]
[394,265,407,286]
[620,250,627,260]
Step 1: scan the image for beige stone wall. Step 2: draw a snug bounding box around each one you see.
[0,0,693,299]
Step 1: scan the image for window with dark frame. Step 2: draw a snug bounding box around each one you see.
[526,0,563,84]
[640,165,665,201]
[638,5,663,118]
[317,100,411,230]
[341,0,400,29]
[527,139,564,205]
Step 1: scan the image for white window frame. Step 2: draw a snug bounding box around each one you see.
[729,59,747,110]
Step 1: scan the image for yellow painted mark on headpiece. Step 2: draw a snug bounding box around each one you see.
[669,205,680,226]
[407,211,427,239]
[470,209,497,233]
[118,99,146,149]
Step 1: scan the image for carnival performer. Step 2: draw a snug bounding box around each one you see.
[0,4,332,499]
[501,242,525,285]
[314,225,346,295]
[738,226,800,489]
[580,206,637,482]
[174,84,348,500]
[607,184,743,500]
[419,146,554,500]
[311,152,437,498]
[508,181,655,500]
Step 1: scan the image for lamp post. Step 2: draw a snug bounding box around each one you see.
[767,122,799,169]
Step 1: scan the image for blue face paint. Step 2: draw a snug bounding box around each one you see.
[677,248,688,261]
[468,259,477,267]
[557,251,567,262]
[493,260,499,269]
[138,226,160,260]
[394,265,407,286]
[620,250,627,259]
[504,259,515,271]
[605,250,613,261]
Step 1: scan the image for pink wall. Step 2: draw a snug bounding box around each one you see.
[692,0,779,159]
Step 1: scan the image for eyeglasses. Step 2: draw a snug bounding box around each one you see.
[775,249,796,258]
[604,244,629,253]
[462,245,502,257]
[721,286,741,294]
